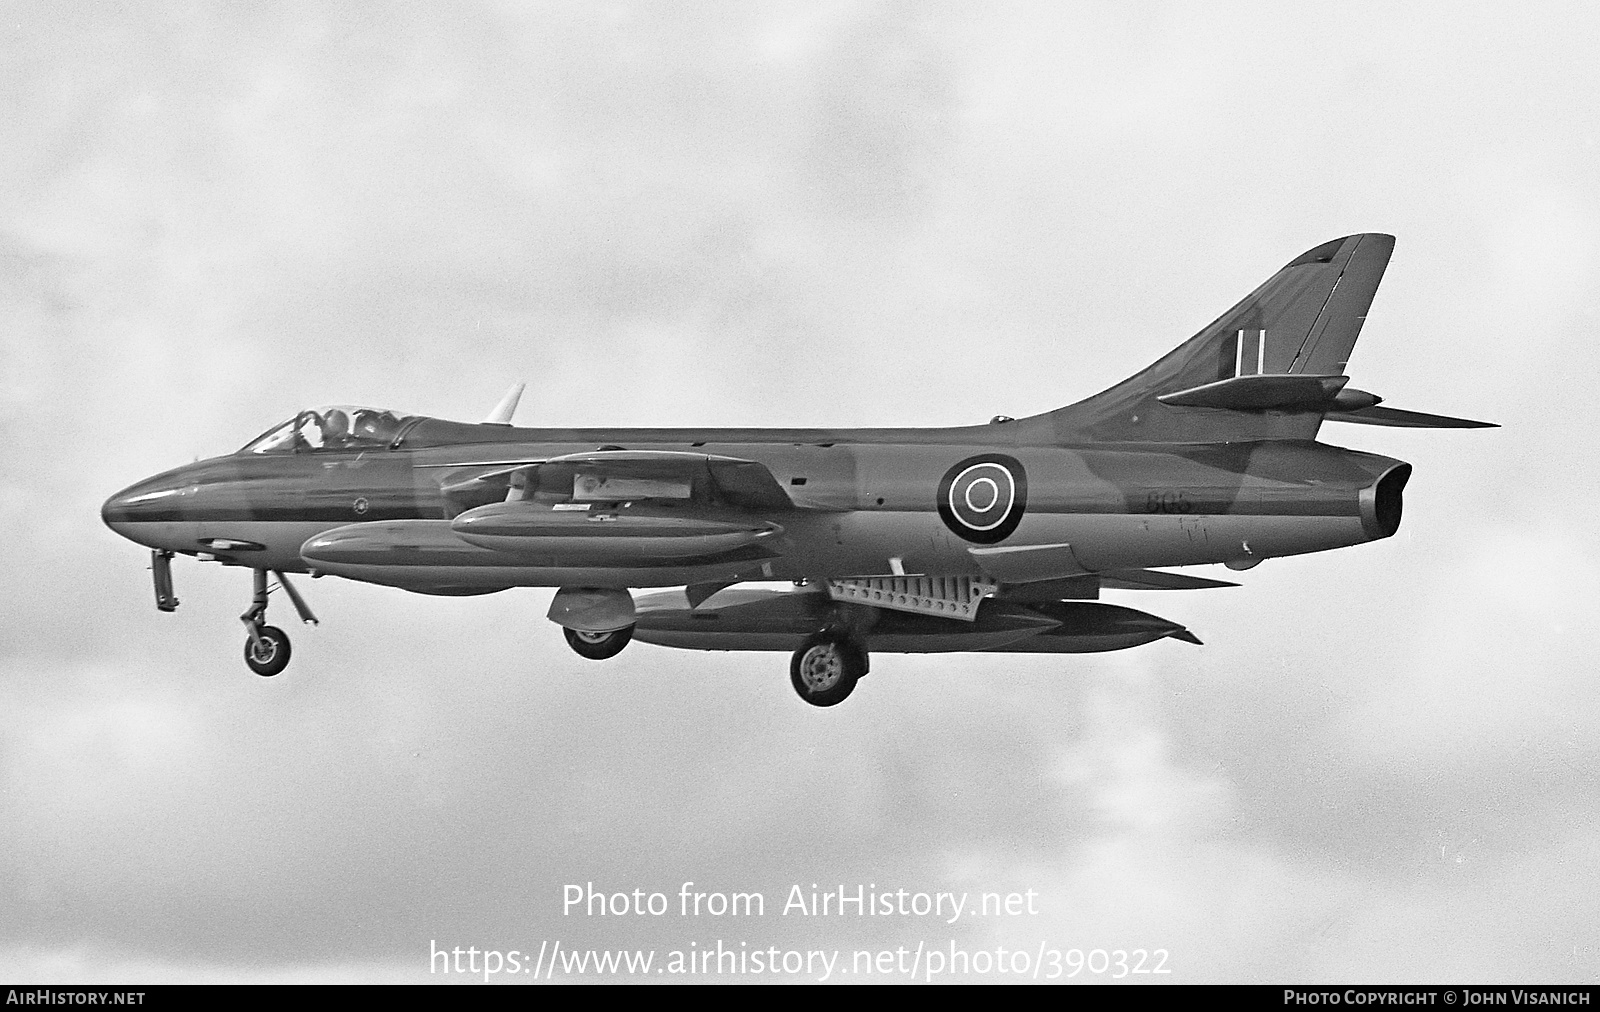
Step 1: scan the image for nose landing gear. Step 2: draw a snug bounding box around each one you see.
[240,569,318,677]
[244,623,292,676]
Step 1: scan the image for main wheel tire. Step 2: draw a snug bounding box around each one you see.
[564,624,634,660]
[789,634,865,707]
[244,625,292,677]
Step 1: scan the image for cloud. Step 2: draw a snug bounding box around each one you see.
[968,659,1600,983]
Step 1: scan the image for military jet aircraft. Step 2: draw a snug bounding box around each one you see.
[103,233,1492,706]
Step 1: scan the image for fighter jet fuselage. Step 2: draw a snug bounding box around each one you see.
[101,234,1491,705]
[104,426,1407,589]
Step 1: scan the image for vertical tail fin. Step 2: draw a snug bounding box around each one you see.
[1026,234,1395,443]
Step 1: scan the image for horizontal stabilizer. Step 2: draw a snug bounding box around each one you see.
[1100,568,1240,591]
[1325,405,1498,429]
[1157,373,1349,411]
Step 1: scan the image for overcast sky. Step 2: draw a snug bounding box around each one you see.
[2,1,1598,984]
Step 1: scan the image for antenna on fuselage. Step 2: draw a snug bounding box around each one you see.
[483,382,525,425]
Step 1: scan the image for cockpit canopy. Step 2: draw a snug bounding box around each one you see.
[241,406,415,454]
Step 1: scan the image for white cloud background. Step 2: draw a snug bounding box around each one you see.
[2,1,1597,983]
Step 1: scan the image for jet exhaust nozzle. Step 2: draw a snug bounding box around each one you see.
[1359,462,1411,540]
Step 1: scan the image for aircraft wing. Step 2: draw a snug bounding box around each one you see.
[435,449,802,517]
[438,451,802,567]
[525,450,796,511]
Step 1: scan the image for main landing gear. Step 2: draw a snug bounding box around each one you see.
[240,568,318,677]
[551,586,636,661]
[563,625,634,660]
[789,632,869,708]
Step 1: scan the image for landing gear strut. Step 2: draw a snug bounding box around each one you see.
[240,568,318,677]
[789,632,868,707]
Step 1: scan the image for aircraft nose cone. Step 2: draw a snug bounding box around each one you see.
[102,467,199,543]
[101,483,137,525]
[102,483,143,532]
[102,480,163,548]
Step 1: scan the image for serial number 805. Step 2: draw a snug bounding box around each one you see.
[1055,948,1170,977]
[1145,490,1195,514]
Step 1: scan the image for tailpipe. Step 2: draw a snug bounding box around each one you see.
[1359,462,1412,540]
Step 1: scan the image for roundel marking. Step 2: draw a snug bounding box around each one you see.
[937,454,1027,544]
[352,496,370,515]
[964,477,999,513]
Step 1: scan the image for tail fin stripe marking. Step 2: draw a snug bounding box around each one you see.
[1232,329,1267,377]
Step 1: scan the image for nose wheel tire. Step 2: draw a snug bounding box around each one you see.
[564,624,634,660]
[789,634,866,707]
[244,625,292,677]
